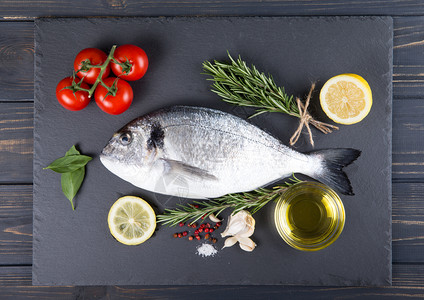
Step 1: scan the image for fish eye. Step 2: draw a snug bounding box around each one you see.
[119,132,132,145]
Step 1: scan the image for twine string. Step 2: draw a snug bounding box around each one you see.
[289,83,339,147]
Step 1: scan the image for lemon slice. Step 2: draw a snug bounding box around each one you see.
[320,74,372,125]
[108,196,156,245]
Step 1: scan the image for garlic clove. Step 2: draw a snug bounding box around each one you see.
[239,242,256,252]
[237,237,256,252]
[209,213,222,223]
[222,236,238,249]
[220,213,234,237]
[239,243,255,252]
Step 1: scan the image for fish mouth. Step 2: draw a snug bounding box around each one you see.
[99,144,114,166]
[100,141,115,157]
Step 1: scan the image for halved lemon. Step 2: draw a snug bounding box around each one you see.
[320,74,372,125]
[108,196,156,245]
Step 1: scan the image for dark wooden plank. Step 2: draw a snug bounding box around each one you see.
[0,266,32,286]
[393,264,424,288]
[0,22,33,101]
[394,16,424,98]
[0,265,423,299]
[0,185,32,265]
[392,99,424,180]
[0,267,79,298]
[1,0,424,19]
[0,103,33,183]
[393,182,424,263]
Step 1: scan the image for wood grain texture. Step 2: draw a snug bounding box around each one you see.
[392,99,424,180]
[0,185,32,265]
[0,103,33,183]
[394,17,424,98]
[1,0,424,19]
[0,265,423,299]
[0,22,33,101]
[393,182,424,263]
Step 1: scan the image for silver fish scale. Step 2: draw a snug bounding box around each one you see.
[152,107,308,194]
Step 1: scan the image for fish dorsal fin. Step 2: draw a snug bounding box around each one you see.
[161,158,217,181]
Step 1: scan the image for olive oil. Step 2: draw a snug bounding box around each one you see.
[274,182,345,251]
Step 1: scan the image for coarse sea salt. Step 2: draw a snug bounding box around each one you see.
[196,243,218,257]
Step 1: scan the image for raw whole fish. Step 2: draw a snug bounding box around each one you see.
[100,106,360,199]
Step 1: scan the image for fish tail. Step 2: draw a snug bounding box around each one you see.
[309,148,361,195]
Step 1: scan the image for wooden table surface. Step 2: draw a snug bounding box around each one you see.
[1,1,424,299]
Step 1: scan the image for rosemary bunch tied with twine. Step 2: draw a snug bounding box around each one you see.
[202,53,339,146]
[157,176,302,227]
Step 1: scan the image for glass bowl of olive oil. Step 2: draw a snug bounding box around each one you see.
[274,182,345,251]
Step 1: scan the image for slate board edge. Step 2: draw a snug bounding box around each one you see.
[33,15,394,25]
[388,16,394,286]
[32,18,42,286]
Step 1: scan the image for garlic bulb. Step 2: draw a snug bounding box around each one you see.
[221,210,255,238]
[222,236,238,249]
[221,210,256,252]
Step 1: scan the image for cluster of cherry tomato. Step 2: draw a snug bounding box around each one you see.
[56,44,148,115]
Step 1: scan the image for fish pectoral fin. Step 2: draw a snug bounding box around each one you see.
[161,158,218,181]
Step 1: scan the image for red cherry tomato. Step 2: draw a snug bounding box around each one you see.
[74,48,110,85]
[56,77,90,111]
[110,44,148,81]
[94,77,133,115]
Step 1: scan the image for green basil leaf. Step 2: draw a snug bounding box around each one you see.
[45,145,92,211]
[61,166,85,211]
[65,145,80,156]
[44,155,92,173]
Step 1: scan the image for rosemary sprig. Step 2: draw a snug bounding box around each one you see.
[157,176,302,227]
[202,53,339,146]
[202,53,300,119]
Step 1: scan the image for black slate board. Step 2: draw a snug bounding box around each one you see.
[33,17,393,286]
